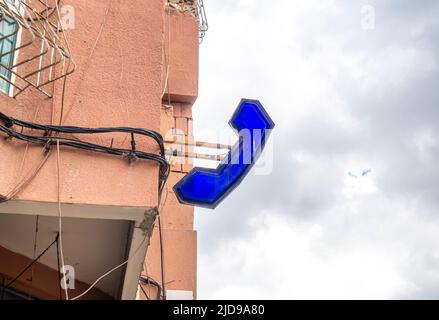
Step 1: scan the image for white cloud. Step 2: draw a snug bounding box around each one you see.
[194,0,439,299]
[199,191,439,299]
[199,212,418,299]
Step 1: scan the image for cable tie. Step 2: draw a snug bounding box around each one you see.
[121,151,138,164]
[130,132,136,152]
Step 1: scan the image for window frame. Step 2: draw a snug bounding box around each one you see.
[0,0,24,96]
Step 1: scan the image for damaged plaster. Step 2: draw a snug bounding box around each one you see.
[139,207,159,238]
[167,0,199,18]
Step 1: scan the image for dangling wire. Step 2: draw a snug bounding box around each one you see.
[56,139,69,300]
[3,233,59,292]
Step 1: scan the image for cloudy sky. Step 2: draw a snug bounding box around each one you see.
[192,0,439,299]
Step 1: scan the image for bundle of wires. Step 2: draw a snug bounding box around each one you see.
[0,111,170,196]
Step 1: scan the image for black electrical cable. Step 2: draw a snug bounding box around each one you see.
[0,112,166,155]
[139,283,150,300]
[1,127,168,170]
[0,112,170,190]
[1,275,5,300]
[157,216,167,300]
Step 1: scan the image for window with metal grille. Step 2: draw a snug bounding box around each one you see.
[0,12,18,94]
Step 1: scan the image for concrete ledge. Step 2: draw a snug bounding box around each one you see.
[0,200,149,222]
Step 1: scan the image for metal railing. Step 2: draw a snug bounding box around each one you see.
[0,0,75,98]
[198,0,208,43]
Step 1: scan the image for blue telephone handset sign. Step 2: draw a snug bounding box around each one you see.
[174,99,275,209]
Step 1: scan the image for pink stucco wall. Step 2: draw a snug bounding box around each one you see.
[142,8,199,299]
[0,0,165,208]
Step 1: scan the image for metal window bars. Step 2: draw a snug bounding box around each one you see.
[197,0,208,43]
[0,0,75,98]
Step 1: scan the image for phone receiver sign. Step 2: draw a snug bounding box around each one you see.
[174,99,275,209]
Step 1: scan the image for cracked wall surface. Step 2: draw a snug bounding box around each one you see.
[167,0,199,18]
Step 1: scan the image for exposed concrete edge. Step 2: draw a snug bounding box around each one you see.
[0,200,148,222]
[163,92,198,105]
[121,207,159,300]
[0,200,160,300]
